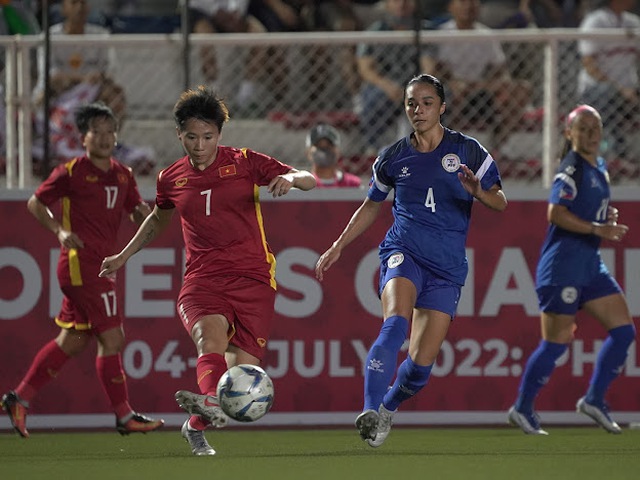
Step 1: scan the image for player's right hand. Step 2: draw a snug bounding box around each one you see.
[58,230,84,249]
[99,254,125,278]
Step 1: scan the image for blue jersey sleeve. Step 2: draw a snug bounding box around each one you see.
[549,153,581,208]
[367,151,395,202]
[463,140,502,191]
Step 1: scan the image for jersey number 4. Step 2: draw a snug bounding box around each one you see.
[424,187,436,213]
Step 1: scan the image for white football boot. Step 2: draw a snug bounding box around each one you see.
[355,409,379,441]
[175,390,229,428]
[366,404,396,448]
[181,420,215,456]
[507,406,548,435]
[576,397,622,434]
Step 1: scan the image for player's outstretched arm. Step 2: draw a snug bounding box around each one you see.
[315,198,382,281]
[99,205,174,277]
[267,169,316,197]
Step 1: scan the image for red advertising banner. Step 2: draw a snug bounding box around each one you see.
[1,193,639,427]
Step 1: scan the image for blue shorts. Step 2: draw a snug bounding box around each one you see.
[379,251,461,319]
[537,270,622,315]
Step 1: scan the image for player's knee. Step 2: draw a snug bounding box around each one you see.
[609,323,636,349]
[56,329,91,357]
[375,315,409,350]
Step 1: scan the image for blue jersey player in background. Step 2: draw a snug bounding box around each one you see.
[315,74,507,447]
[508,105,634,435]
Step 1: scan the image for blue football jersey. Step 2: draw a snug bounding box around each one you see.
[367,129,502,285]
[536,151,610,287]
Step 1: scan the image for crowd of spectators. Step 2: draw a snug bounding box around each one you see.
[1,0,639,180]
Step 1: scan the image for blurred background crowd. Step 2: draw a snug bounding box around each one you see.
[1,0,639,185]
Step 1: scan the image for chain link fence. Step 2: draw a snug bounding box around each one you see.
[2,29,639,188]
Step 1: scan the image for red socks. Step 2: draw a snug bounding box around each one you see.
[96,354,132,420]
[196,352,228,397]
[188,353,227,431]
[15,340,70,404]
[15,341,133,420]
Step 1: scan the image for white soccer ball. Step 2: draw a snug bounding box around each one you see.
[216,364,274,422]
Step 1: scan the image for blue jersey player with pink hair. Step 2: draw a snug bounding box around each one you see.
[315,73,508,447]
[508,105,634,435]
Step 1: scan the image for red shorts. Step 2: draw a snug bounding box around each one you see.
[177,276,276,360]
[56,277,123,335]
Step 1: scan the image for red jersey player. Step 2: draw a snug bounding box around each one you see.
[1,102,164,437]
[99,86,316,455]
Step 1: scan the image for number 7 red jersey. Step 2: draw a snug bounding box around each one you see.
[156,146,292,288]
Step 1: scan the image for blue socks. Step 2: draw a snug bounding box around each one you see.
[515,325,636,412]
[363,315,408,411]
[585,324,636,405]
[383,355,432,411]
[515,340,567,413]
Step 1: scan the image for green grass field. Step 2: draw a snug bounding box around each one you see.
[1,427,639,480]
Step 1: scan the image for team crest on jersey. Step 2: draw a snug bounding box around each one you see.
[387,252,404,269]
[219,164,237,177]
[561,287,578,304]
[175,177,188,187]
[118,173,128,184]
[441,154,461,172]
[85,174,98,183]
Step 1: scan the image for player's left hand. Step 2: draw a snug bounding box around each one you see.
[458,164,482,197]
[99,254,126,278]
[267,174,295,197]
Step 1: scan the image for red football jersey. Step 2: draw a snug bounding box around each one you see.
[35,156,144,287]
[156,146,292,287]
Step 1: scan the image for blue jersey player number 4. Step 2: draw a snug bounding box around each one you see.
[315,74,508,448]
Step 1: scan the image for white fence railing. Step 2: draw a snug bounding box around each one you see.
[1,29,639,189]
